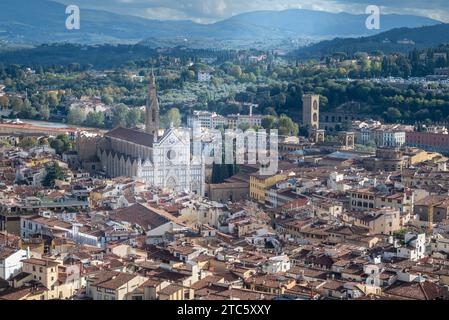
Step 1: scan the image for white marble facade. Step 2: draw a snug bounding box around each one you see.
[98,127,205,196]
[97,74,205,195]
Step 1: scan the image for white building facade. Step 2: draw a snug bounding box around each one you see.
[187,111,228,129]
[97,127,205,196]
[354,123,408,148]
[397,233,426,261]
[198,71,212,82]
[0,248,29,280]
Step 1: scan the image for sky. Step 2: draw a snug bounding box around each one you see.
[55,0,449,23]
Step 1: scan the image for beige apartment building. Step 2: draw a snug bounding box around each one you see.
[350,188,414,214]
[351,208,401,235]
[20,258,79,300]
[86,271,148,300]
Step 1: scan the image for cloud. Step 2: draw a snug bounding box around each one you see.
[337,0,449,21]
[54,0,449,23]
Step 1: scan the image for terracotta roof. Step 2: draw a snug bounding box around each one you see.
[246,274,294,289]
[215,288,277,300]
[322,279,345,291]
[385,281,446,300]
[329,225,370,236]
[341,263,365,275]
[111,203,170,232]
[22,258,59,267]
[281,198,309,210]
[0,247,16,260]
[311,255,335,268]
[139,278,165,288]
[159,283,184,296]
[146,245,181,263]
[194,284,229,298]
[89,271,136,290]
[9,272,32,282]
[147,268,190,282]
[191,275,225,290]
[0,285,48,300]
[170,245,197,255]
[25,215,72,230]
[105,127,154,148]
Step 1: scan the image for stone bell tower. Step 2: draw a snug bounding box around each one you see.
[145,70,160,137]
[302,94,320,131]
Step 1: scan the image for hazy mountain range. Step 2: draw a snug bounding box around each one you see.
[0,0,441,48]
[297,23,449,57]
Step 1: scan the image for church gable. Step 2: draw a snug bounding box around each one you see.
[142,159,153,167]
[153,129,191,166]
[156,128,189,148]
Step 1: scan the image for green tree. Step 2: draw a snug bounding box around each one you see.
[68,107,86,125]
[126,108,142,128]
[50,134,71,155]
[101,95,114,105]
[0,140,11,148]
[385,107,402,122]
[0,96,9,109]
[162,108,181,128]
[42,163,65,188]
[49,139,64,155]
[230,65,242,78]
[48,93,59,108]
[220,104,240,116]
[111,104,128,127]
[38,104,50,120]
[39,137,49,146]
[262,116,277,129]
[19,137,38,148]
[247,73,257,83]
[278,115,299,136]
[11,97,24,115]
[263,107,277,116]
[21,98,37,119]
[85,112,105,127]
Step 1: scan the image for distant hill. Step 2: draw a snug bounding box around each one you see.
[211,9,439,38]
[0,0,199,44]
[0,0,442,48]
[140,10,441,50]
[296,23,449,58]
